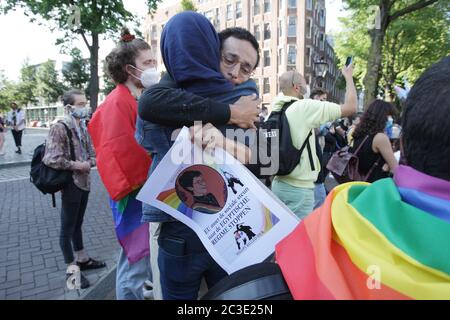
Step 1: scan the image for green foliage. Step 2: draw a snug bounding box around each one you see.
[336,0,446,101]
[180,0,197,12]
[18,59,38,106]
[62,48,90,92]
[34,60,65,104]
[0,71,19,110]
[1,0,163,110]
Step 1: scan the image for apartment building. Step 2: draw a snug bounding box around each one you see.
[145,0,343,108]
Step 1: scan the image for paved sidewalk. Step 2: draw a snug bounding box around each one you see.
[0,128,48,167]
[0,168,121,300]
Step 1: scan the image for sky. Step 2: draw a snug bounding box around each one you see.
[0,0,346,81]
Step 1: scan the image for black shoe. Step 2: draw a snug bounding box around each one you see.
[15,149,21,154]
[76,258,106,271]
[66,271,90,289]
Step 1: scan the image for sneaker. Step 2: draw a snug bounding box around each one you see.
[143,288,154,300]
[143,280,153,291]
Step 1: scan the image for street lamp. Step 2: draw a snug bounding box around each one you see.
[313,58,329,88]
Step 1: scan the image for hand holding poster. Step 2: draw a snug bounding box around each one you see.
[137,127,299,274]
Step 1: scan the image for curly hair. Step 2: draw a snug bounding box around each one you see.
[402,56,450,181]
[105,27,151,84]
[352,100,395,141]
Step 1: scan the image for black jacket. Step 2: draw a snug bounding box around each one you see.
[138,74,231,127]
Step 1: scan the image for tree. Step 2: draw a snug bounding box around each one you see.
[343,0,440,106]
[1,0,163,112]
[62,48,90,92]
[181,0,197,12]
[34,60,65,104]
[17,59,39,106]
[381,4,450,102]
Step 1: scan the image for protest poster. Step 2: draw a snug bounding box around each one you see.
[137,127,299,274]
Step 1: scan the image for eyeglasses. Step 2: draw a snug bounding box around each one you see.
[221,53,255,77]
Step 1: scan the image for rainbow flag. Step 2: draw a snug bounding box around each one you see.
[276,165,450,300]
[110,189,150,264]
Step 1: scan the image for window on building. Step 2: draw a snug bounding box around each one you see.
[320,33,325,50]
[287,45,296,65]
[319,9,325,27]
[264,50,271,67]
[288,16,296,37]
[306,18,312,38]
[263,78,270,94]
[264,23,271,40]
[226,4,233,20]
[288,0,296,8]
[306,0,313,10]
[254,25,261,41]
[264,0,271,13]
[279,0,284,11]
[236,1,242,19]
[253,0,260,15]
[214,8,220,30]
[278,48,283,66]
[306,47,311,67]
[278,20,283,37]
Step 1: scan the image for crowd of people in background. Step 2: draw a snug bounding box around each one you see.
[4,10,448,300]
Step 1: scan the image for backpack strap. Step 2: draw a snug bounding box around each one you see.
[298,130,315,171]
[60,122,76,161]
[51,193,56,208]
[281,100,315,171]
[280,100,296,113]
[353,135,370,156]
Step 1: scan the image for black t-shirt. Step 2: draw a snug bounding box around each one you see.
[351,135,389,182]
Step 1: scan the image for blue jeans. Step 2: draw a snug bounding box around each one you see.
[314,183,327,209]
[116,248,151,300]
[158,222,227,300]
[272,179,315,220]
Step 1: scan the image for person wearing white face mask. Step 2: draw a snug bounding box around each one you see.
[88,28,157,300]
[43,89,104,289]
[270,68,357,220]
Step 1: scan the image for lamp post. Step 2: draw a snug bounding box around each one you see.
[313,58,329,89]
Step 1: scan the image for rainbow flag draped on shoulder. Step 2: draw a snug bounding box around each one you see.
[276,165,450,300]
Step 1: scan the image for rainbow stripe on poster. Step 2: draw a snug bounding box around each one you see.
[276,165,450,300]
[157,188,194,218]
[262,207,280,232]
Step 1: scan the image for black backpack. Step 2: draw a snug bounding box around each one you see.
[256,100,315,177]
[201,262,292,300]
[30,122,75,207]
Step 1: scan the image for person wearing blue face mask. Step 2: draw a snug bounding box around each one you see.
[385,115,394,139]
[43,89,105,290]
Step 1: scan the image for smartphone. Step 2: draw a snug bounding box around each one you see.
[345,56,353,67]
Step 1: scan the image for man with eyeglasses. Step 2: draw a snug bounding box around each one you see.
[137,18,262,300]
[139,27,261,130]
